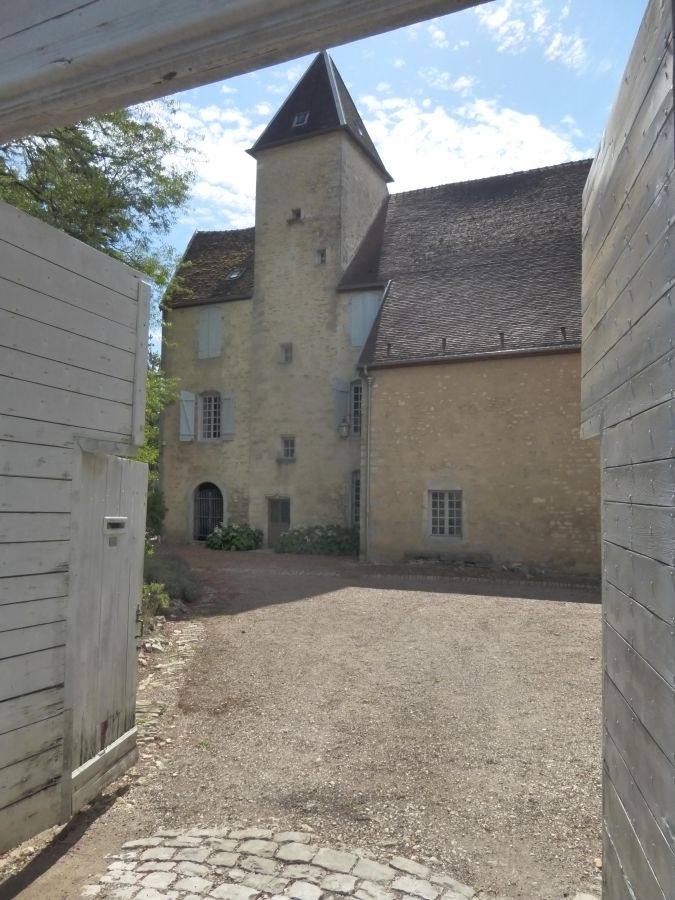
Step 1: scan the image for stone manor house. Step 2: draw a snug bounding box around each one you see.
[161,51,600,573]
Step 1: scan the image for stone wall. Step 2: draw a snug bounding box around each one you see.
[365,352,601,572]
[247,132,387,539]
[161,299,252,540]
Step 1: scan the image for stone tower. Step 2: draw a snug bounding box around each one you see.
[245,51,391,539]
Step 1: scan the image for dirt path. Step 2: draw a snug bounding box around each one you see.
[1,550,602,900]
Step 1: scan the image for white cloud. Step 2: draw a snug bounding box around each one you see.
[359,92,591,192]
[393,58,406,68]
[475,0,587,70]
[254,102,273,116]
[376,82,391,93]
[167,100,261,229]
[427,22,449,49]
[453,39,471,50]
[545,32,586,69]
[419,68,476,95]
[220,84,237,94]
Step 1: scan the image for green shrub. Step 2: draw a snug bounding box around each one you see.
[274,525,359,556]
[206,523,263,551]
[146,485,167,538]
[142,581,170,618]
[143,552,199,603]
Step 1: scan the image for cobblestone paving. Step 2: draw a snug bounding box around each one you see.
[80,827,477,900]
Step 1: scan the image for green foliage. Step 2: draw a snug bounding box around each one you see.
[274,525,360,556]
[143,552,199,603]
[145,486,167,539]
[206,523,263,552]
[136,352,178,534]
[142,582,170,619]
[0,103,194,287]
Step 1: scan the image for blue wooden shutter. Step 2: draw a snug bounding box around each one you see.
[221,390,235,440]
[350,292,381,347]
[179,391,195,440]
[334,380,350,429]
[198,307,223,358]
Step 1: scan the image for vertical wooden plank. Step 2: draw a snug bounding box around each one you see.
[122,459,147,737]
[131,280,150,448]
[66,450,107,769]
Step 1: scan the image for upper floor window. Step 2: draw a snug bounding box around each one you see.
[179,390,235,442]
[226,266,245,281]
[197,306,223,359]
[280,436,296,460]
[200,393,221,440]
[280,343,293,364]
[430,490,463,538]
[316,248,327,265]
[289,208,303,223]
[292,111,310,127]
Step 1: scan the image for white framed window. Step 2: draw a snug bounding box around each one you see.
[280,436,296,460]
[179,390,235,442]
[430,490,463,537]
[350,381,362,435]
[351,471,361,527]
[280,342,293,363]
[292,111,310,127]
[199,392,221,440]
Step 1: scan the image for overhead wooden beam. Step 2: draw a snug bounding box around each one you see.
[0,0,486,141]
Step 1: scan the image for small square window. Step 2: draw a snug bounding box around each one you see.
[429,490,463,538]
[281,436,296,460]
[292,111,310,127]
[290,208,302,221]
[280,343,293,363]
[316,248,327,265]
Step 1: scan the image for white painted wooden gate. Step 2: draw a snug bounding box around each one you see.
[65,451,146,817]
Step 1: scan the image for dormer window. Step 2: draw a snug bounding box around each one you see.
[226,266,245,281]
[292,111,310,127]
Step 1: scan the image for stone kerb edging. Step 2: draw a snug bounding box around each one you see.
[81,826,476,900]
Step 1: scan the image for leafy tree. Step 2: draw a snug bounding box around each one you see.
[137,353,179,536]
[0,105,194,534]
[0,104,194,287]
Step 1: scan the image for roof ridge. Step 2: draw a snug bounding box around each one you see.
[390,158,593,201]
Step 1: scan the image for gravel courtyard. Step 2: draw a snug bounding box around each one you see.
[2,550,602,900]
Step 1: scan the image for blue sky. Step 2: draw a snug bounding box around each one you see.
[163,0,647,256]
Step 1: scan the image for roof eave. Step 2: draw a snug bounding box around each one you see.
[359,343,581,371]
[168,292,253,310]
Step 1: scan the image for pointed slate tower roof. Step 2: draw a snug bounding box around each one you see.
[248,51,392,182]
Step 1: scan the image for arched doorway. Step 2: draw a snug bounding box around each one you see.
[193,482,224,540]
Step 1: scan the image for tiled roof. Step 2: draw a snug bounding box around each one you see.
[248,51,392,182]
[167,228,254,308]
[339,159,593,366]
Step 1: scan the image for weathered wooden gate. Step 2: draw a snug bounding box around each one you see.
[0,201,148,852]
[65,452,146,817]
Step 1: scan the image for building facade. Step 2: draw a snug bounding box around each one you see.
[161,51,600,574]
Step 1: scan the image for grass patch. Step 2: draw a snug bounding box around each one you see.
[143,551,199,604]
